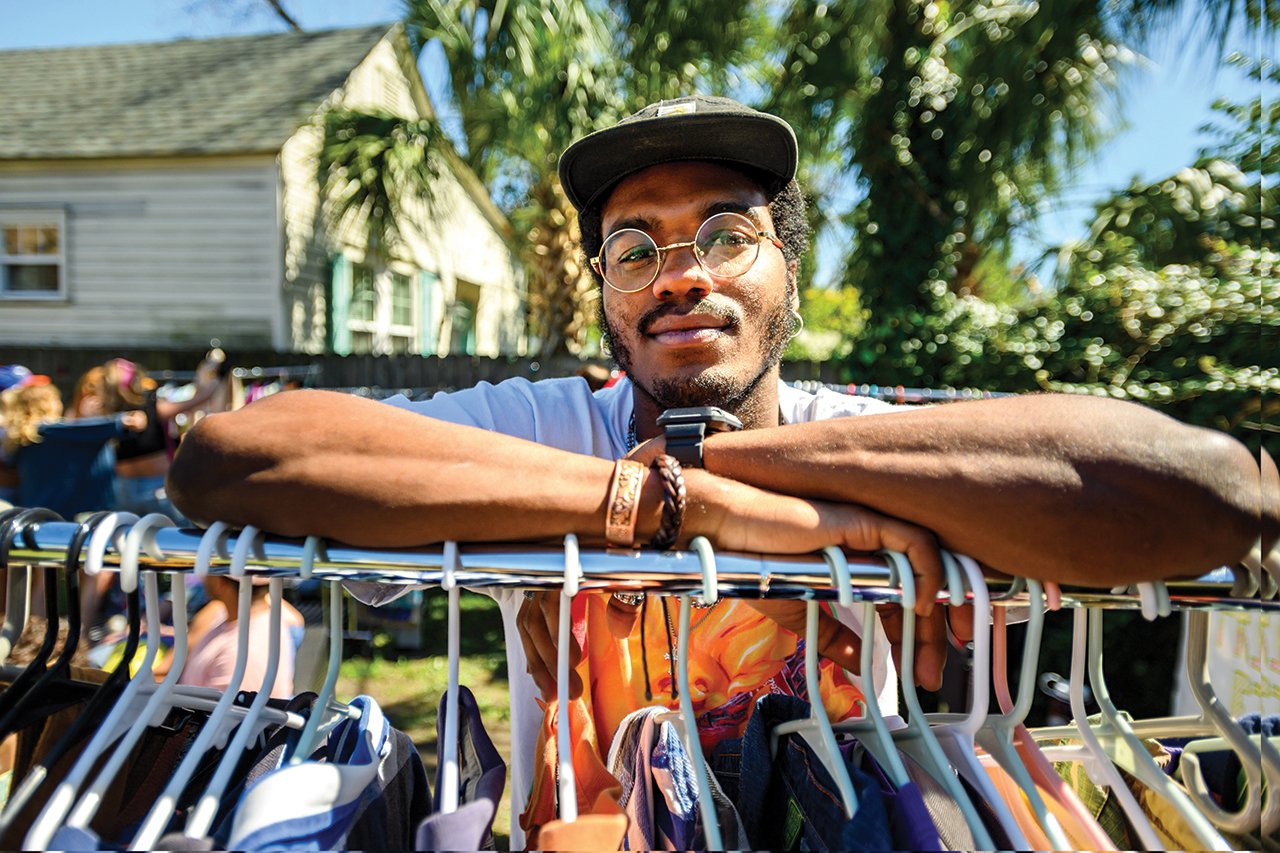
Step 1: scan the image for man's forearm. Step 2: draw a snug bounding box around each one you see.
[702,394,1261,586]
[167,390,627,547]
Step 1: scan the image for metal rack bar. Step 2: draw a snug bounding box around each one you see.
[3,520,1273,611]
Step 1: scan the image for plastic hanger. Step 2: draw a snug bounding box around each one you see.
[879,549,996,849]
[0,506,33,663]
[0,512,110,739]
[285,535,347,763]
[0,508,64,710]
[438,540,464,814]
[555,533,582,824]
[832,553,911,788]
[0,514,145,837]
[651,535,722,849]
[770,546,858,817]
[185,563,285,838]
[1083,606,1231,849]
[917,552,1031,848]
[1170,609,1268,836]
[24,511,173,850]
[56,514,192,837]
[131,524,264,849]
[978,576,1073,849]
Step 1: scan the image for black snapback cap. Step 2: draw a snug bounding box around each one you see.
[557,95,798,213]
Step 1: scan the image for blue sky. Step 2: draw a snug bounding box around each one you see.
[1,0,1260,274]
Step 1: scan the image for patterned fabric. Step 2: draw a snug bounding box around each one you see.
[519,595,867,836]
[606,706,747,850]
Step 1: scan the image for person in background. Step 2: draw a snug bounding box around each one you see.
[0,364,38,506]
[69,351,230,520]
[0,380,145,520]
[1,380,145,617]
[174,575,304,700]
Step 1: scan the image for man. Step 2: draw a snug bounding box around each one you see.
[167,95,1261,838]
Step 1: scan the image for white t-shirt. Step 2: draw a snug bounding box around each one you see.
[365,375,901,843]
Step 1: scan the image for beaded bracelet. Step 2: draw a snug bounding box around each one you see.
[649,454,687,551]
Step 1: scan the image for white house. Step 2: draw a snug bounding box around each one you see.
[0,25,525,357]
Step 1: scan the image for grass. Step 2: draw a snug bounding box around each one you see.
[336,589,515,848]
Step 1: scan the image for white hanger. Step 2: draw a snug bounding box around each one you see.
[185,567,285,839]
[56,517,203,837]
[879,549,996,848]
[438,540,463,814]
[919,552,1031,848]
[832,555,911,788]
[977,576,1072,849]
[650,536,722,849]
[131,524,264,849]
[286,535,346,763]
[770,546,858,817]
[1084,606,1231,849]
[1168,609,1268,836]
[555,532,582,824]
[24,511,167,850]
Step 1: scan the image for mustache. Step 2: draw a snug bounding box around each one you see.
[638,299,742,335]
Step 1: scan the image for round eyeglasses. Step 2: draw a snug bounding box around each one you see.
[590,211,784,294]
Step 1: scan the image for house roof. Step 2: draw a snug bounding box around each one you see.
[0,25,394,160]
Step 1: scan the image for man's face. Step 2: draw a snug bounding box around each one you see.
[599,161,796,414]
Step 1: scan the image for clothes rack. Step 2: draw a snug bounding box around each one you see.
[3,520,1270,611]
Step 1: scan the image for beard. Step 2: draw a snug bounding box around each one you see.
[601,286,797,422]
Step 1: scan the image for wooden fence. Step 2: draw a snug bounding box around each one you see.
[0,346,859,399]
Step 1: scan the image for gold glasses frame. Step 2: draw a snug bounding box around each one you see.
[590,211,784,294]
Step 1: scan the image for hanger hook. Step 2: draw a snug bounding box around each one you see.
[821,546,853,607]
[120,514,176,594]
[442,541,460,591]
[195,521,232,577]
[228,525,265,579]
[562,533,581,598]
[84,512,140,576]
[299,535,328,581]
[689,536,718,604]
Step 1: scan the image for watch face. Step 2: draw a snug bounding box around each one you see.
[657,406,743,431]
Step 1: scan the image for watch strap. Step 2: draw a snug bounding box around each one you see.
[663,422,707,468]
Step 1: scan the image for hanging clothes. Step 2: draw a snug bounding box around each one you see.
[416,685,506,851]
[710,694,894,851]
[224,695,430,852]
[606,706,748,850]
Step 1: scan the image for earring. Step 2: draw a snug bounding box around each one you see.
[788,308,804,341]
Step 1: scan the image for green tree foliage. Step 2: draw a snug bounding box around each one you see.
[317,110,444,259]
[401,0,767,358]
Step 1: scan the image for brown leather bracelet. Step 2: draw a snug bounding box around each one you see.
[650,454,686,551]
[605,458,646,548]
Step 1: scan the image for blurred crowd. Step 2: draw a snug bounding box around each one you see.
[1,351,303,698]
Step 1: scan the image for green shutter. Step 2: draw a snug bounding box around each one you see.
[328,254,353,355]
[418,270,439,355]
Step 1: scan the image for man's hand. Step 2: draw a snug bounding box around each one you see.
[517,591,583,700]
[518,482,954,701]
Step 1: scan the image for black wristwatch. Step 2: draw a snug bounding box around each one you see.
[656,406,743,468]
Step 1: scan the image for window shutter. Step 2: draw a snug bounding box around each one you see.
[418,270,439,355]
[328,254,353,355]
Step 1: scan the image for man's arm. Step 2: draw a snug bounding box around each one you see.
[165,390,943,576]
[698,393,1261,585]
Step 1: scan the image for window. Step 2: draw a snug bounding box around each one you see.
[389,272,414,353]
[347,264,378,354]
[1,211,66,299]
[338,261,419,355]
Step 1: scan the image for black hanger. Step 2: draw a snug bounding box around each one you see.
[0,514,144,835]
[0,508,65,718]
[0,512,111,739]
